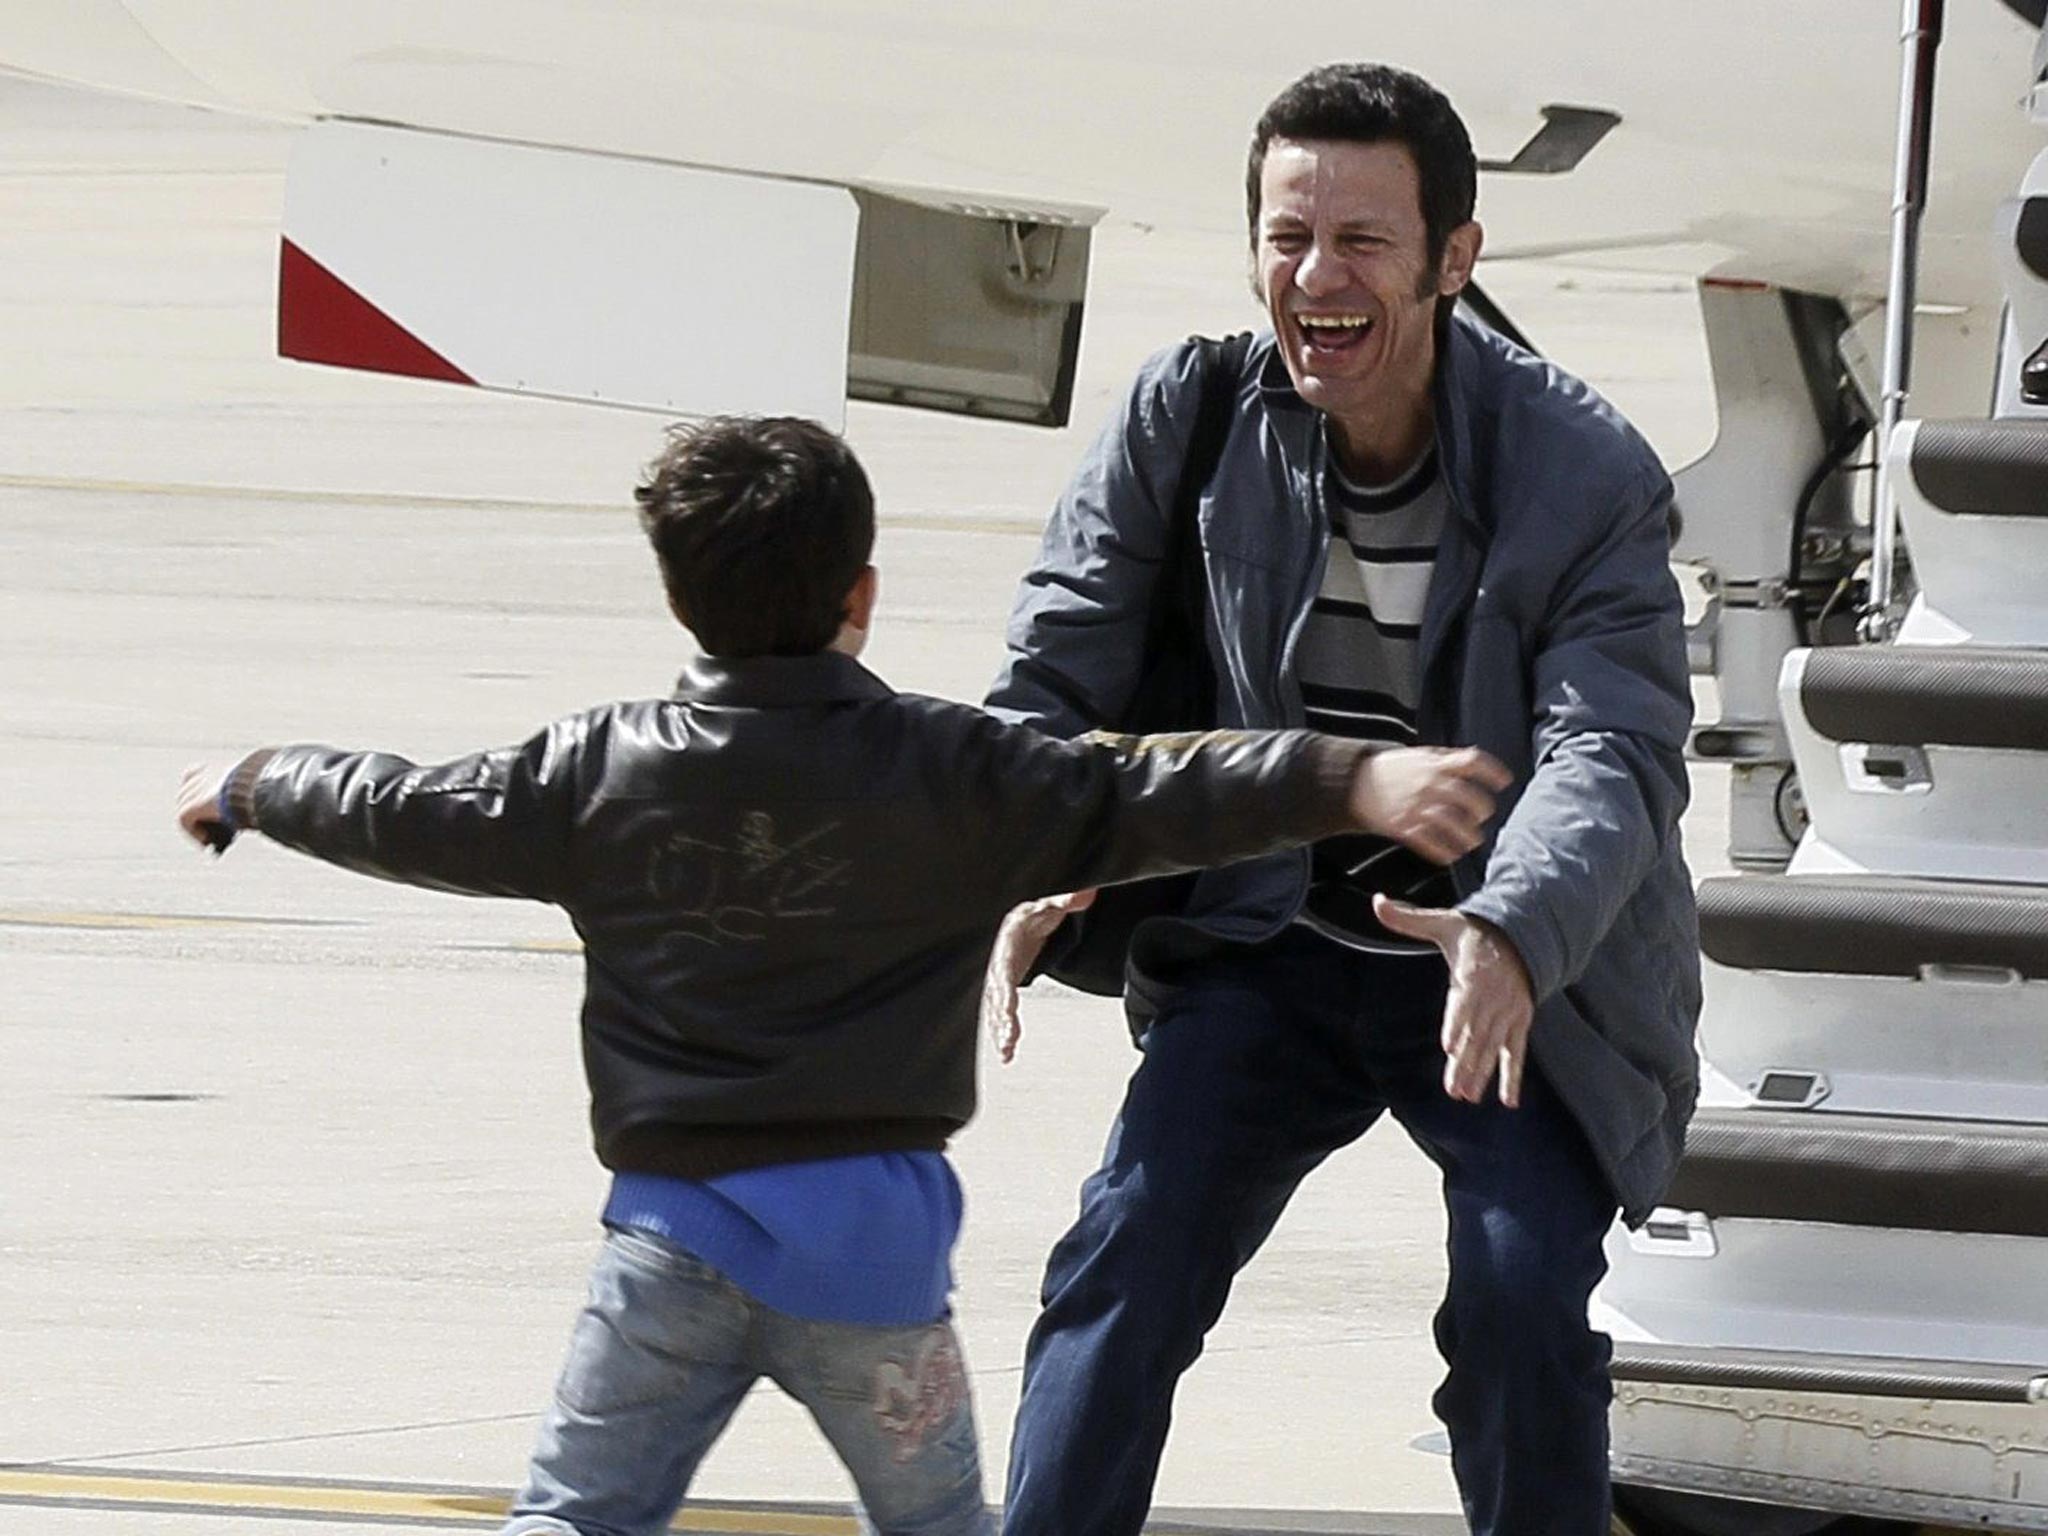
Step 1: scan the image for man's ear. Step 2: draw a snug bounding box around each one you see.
[842,565,880,632]
[1437,219,1484,298]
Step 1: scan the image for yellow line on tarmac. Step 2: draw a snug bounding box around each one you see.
[0,1468,856,1533]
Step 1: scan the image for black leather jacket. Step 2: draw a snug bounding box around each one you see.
[235,652,1367,1177]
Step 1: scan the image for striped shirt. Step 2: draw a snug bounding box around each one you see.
[1294,442,1455,955]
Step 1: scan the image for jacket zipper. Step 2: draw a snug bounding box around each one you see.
[1274,423,1333,727]
[1429,477,1487,902]
[1254,423,1335,935]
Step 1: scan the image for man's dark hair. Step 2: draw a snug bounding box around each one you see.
[635,416,875,657]
[1246,63,1477,267]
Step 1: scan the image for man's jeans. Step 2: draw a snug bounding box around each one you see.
[504,1227,994,1536]
[1003,927,1617,1536]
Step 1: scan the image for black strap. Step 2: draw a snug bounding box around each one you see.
[1034,332,1256,996]
[1138,331,1254,730]
[1175,331,1255,535]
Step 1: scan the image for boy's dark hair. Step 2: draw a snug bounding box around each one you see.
[1246,63,1477,268]
[635,416,876,657]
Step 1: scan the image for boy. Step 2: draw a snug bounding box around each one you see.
[176,416,1508,1536]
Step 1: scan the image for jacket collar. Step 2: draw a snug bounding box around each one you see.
[1245,318,1496,723]
[1250,314,1492,535]
[672,650,894,707]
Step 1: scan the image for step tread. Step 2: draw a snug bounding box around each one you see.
[1699,874,2048,978]
[1666,1107,2048,1237]
[1800,643,2048,749]
[1912,418,2048,517]
[1611,1342,2048,1402]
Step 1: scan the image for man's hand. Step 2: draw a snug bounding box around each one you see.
[981,889,1098,1065]
[1374,894,1534,1107]
[1349,746,1511,865]
[177,761,239,854]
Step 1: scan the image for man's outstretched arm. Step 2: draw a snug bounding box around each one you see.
[977,730,1510,1059]
[1417,468,1692,1107]
[1456,470,1692,1003]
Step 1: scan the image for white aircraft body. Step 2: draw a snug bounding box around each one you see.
[0,0,2040,424]
[0,1,2030,284]
[9,4,2048,1534]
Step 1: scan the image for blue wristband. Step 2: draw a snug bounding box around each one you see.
[214,781,239,834]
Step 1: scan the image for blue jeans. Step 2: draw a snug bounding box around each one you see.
[504,1227,994,1536]
[1003,928,1616,1536]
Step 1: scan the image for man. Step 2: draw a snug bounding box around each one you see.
[985,64,1701,1536]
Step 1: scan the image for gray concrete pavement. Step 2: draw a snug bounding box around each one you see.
[0,72,1729,1535]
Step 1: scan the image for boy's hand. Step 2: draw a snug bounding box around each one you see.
[177,761,240,854]
[1375,895,1535,1107]
[1348,746,1511,866]
[981,888,1097,1065]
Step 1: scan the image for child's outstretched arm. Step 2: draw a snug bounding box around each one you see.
[175,716,589,903]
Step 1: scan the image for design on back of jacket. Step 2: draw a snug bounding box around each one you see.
[645,811,851,946]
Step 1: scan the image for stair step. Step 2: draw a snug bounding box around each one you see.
[1700,873,2048,979]
[1894,420,2048,644]
[1911,418,2048,518]
[1799,643,2048,750]
[1611,1342,2048,1402]
[1665,1108,2048,1237]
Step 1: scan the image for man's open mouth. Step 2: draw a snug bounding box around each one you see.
[1296,313,1374,355]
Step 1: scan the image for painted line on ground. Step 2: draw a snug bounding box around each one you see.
[6,1468,1917,1535]
[0,1468,854,1533]
[0,911,579,954]
[450,940,584,955]
[0,910,357,932]
[0,473,1040,535]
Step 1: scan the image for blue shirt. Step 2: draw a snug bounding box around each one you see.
[603,1151,961,1326]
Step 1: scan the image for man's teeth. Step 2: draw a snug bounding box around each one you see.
[1299,315,1372,330]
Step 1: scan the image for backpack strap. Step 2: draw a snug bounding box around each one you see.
[1149,331,1255,722]
[1177,331,1256,526]
[1032,331,1257,994]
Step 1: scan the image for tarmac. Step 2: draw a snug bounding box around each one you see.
[0,70,1747,1536]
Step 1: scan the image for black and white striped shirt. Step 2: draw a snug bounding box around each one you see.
[1294,443,1455,955]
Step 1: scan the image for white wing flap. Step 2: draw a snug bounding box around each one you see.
[280,120,858,426]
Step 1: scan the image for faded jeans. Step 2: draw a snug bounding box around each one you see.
[503,1226,994,1536]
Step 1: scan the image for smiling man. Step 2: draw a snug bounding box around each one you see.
[985,64,1701,1536]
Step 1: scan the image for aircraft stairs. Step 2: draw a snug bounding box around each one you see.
[1603,428,2048,1530]
[1600,14,2048,1530]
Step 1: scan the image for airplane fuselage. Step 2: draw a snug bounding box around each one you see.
[3,0,2041,314]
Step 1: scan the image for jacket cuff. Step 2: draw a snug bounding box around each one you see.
[224,749,276,831]
[1299,735,1378,831]
[1456,886,1563,1005]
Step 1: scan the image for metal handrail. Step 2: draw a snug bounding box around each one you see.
[1865,0,1946,640]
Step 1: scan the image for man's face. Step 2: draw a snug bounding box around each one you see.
[1254,137,1479,438]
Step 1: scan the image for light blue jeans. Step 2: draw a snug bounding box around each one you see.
[503,1226,994,1536]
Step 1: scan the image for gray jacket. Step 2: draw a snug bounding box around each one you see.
[988,314,1701,1223]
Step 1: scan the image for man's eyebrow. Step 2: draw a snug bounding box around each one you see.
[1260,213,1401,235]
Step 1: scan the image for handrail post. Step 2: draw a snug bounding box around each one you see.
[1865,0,1945,640]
